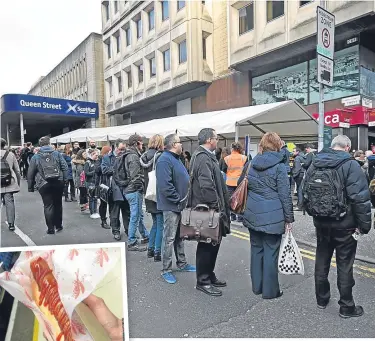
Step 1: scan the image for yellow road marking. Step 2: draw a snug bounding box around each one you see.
[230,229,375,278]
[32,317,39,341]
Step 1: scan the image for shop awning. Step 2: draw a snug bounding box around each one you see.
[50,100,318,143]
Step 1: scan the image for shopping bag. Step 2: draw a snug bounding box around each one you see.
[278,229,304,275]
[145,153,158,202]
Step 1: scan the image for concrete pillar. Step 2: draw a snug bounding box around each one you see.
[20,114,25,146]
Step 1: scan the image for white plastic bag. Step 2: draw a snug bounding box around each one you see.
[145,153,158,202]
[278,229,304,275]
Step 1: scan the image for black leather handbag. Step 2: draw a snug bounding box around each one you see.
[99,183,111,203]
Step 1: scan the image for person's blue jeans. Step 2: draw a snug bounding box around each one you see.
[89,196,97,214]
[148,212,164,253]
[125,191,149,245]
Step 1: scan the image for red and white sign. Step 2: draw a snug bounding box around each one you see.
[312,106,368,128]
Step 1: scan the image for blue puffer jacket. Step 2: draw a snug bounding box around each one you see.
[62,154,73,180]
[243,151,294,235]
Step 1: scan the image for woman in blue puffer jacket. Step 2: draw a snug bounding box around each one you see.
[239,132,294,300]
[62,144,76,202]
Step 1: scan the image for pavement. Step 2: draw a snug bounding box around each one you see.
[2,183,375,338]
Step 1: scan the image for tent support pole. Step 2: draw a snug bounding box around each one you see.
[246,121,266,134]
[235,124,240,142]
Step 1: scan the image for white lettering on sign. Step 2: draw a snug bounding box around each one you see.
[317,54,334,87]
[362,98,373,109]
[42,102,62,110]
[317,7,335,59]
[20,100,62,110]
[347,37,358,45]
[342,95,360,107]
[20,100,42,108]
[316,113,340,125]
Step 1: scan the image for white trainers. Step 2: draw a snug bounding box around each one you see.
[90,213,101,219]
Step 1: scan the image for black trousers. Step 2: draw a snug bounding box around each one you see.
[315,227,357,310]
[39,181,64,230]
[64,179,75,198]
[99,198,113,221]
[110,200,130,235]
[79,187,88,205]
[196,242,221,285]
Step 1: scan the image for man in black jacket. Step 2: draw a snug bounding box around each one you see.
[123,134,149,251]
[304,135,371,318]
[190,128,231,297]
[292,148,305,210]
[303,143,317,171]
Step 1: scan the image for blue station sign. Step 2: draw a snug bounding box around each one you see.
[1,94,99,119]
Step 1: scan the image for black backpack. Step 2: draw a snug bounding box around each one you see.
[1,151,12,187]
[38,151,60,181]
[302,159,351,220]
[113,152,130,188]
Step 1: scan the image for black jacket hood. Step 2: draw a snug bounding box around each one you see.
[313,148,353,168]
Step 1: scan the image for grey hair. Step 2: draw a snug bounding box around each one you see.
[164,134,178,150]
[198,128,216,145]
[39,136,51,147]
[115,139,126,148]
[331,135,351,150]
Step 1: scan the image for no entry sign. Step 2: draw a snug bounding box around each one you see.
[317,6,335,59]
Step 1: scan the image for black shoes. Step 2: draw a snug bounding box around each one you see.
[147,248,154,258]
[263,291,283,299]
[196,284,223,297]
[8,223,15,231]
[140,237,149,244]
[113,233,121,241]
[212,279,227,287]
[71,196,77,202]
[101,220,110,229]
[317,299,329,310]
[47,229,55,235]
[56,226,63,233]
[154,252,161,262]
[339,306,364,319]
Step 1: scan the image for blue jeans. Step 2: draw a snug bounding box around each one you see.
[148,213,164,253]
[125,192,149,245]
[89,196,97,214]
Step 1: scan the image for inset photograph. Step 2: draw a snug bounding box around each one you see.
[0,243,128,341]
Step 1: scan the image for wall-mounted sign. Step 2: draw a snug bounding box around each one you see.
[1,94,99,119]
[362,97,373,109]
[317,6,335,59]
[341,95,361,107]
[317,54,334,87]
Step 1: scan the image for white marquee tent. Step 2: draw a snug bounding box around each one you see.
[50,100,318,143]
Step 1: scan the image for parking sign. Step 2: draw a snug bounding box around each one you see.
[317,6,335,59]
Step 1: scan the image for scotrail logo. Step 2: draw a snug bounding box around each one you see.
[66,102,96,115]
[66,102,79,114]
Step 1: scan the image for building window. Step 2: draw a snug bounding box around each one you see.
[300,0,313,6]
[117,75,122,93]
[150,58,156,77]
[202,37,207,60]
[148,8,155,31]
[177,1,185,11]
[179,40,187,64]
[239,2,254,34]
[114,1,119,13]
[106,41,111,59]
[136,19,142,39]
[138,64,144,83]
[104,3,110,21]
[125,27,131,46]
[266,1,284,22]
[161,1,169,20]
[126,70,132,88]
[116,35,121,54]
[163,49,170,71]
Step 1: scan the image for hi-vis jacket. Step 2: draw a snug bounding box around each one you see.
[224,151,247,187]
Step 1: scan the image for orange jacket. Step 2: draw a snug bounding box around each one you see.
[224,151,247,187]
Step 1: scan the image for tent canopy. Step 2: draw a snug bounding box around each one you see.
[50,100,318,143]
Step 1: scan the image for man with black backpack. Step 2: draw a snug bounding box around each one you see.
[28,136,68,235]
[303,135,371,319]
[113,134,149,250]
[1,138,21,231]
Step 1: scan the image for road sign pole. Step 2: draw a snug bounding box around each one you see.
[318,83,325,151]
[20,113,25,146]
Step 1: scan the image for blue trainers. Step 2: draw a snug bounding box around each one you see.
[178,264,196,272]
[161,272,177,284]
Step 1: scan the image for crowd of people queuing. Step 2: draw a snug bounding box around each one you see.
[0,129,372,318]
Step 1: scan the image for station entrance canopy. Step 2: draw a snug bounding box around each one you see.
[50,100,318,143]
[0,94,99,145]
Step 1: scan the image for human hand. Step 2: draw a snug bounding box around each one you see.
[82,294,124,341]
[285,223,293,232]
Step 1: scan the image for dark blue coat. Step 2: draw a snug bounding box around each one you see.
[62,154,73,180]
[280,145,291,174]
[242,151,294,235]
[156,150,189,212]
[102,151,124,202]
